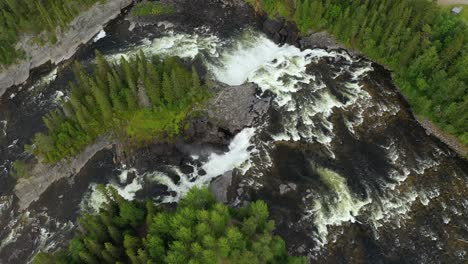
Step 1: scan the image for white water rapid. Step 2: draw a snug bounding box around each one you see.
[80,28,451,253]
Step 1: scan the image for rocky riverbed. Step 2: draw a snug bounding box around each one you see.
[0,0,467,263]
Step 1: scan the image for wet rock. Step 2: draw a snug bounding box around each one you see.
[262,18,300,45]
[127,0,256,38]
[0,0,133,98]
[14,138,113,211]
[186,82,270,146]
[206,82,271,134]
[279,182,297,195]
[263,19,284,36]
[209,171,233,203]
[299,32,345,49]
[283,22,300,44]
[180,164,194,174]
[0,195,13,219]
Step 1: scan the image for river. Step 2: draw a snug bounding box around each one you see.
[0,1,467,263]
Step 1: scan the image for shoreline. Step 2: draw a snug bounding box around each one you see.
[416,116,467,158]
[256,8,468,161]
[0,0,134,99]
[14,138,113,210]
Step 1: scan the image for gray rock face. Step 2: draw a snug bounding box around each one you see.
[14,138,113,210]
[185,81,271,148]
[207,82,271,133]
[209,170,233,203]
[262,18,300,45]
[0,0,133,99]
[299,31,345,50]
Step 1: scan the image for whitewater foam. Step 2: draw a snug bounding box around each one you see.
[303,166,370,246]
[106,30,221,62]
[149,127,257,202]
[81,169,142,212]
[93,29,106,42]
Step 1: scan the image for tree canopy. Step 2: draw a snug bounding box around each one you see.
[30,51,209,163]
[33,187,305,264]
[0,0,106,67]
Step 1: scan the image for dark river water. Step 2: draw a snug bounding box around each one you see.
[0,1,467,263]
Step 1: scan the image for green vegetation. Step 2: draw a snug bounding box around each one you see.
[441,5,468,22]
[0,0,106,67]
[33,187,305,264]
[11,160,31,179]
[30,51,208,163]
[249,0,468,145]
[132,2,176,17]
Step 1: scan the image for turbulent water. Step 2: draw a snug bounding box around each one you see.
[0,7,467,264]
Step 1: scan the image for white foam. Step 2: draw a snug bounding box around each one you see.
[93,29,106,42]
[202,128,256,177]
[105,30,221,63]
[81,169,142,212]
[0,120,7,137]
[149,128,256,202]
[29,68,58,91]
[208,31,373,157]
[304,166,370,246]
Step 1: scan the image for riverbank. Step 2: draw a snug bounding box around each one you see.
[14,138,113,210]
[416,116,468,158]
[0,0,133,99]
[247,0,468,160]
[13,79,270,211]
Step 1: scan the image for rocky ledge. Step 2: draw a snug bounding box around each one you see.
[0,0,133,99]
[14,138,113,210]
[13,81,271,211]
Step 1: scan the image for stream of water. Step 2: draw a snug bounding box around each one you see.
[0,7,467,264]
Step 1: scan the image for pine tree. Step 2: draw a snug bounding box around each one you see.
[90,80,113,121]
[84,238,103,259]
[95,50,111,86]
[162,72,174,105]
[79,250,98,264]
[104,242,121,259]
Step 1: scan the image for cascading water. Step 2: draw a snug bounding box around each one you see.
[82,127,257,208]
[124,29,466,262]
[0,12,467,263]
[58,28,468,263]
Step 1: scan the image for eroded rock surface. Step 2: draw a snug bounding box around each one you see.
[14,138,113,210]
[0,0,133,98]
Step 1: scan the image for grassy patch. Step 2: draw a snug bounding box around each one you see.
[126,107,189,143]
[132,2,176,17]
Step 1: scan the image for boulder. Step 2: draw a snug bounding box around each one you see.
[206,82,271,134]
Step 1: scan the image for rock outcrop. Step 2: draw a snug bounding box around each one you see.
[185,82,271,146]
[0,0,133,99]
[14,138,113,210]
[14,81,272,211]
[207,82,271,133]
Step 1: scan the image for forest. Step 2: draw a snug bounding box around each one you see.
[30,51,208,163]
[0,0,105,66]
[33,187,305,264]
[249,0,468,145]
